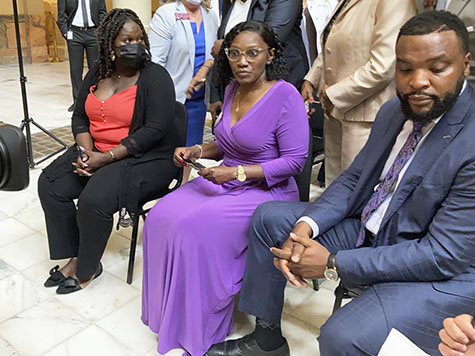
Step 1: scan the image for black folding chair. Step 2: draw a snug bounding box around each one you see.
[309,99,325,186]
[331,282,367,313]
[126,101,188,284]
[294,127,314,203]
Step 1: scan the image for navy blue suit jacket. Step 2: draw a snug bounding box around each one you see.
[303,85,475,303]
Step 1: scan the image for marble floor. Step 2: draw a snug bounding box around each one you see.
[0,61,335,356]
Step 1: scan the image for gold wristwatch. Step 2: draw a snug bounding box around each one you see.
[324,254,339,282]
[236,165,246,182]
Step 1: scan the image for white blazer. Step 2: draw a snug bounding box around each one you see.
[149,2,218,103]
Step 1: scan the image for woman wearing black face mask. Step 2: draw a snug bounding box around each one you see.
[38,8,179,294]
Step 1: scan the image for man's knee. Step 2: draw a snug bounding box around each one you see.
[318,301,387,356]
[250,201,296,248]
[319,317,376,356]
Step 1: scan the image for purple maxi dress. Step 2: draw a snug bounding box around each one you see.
[142,80,309,356]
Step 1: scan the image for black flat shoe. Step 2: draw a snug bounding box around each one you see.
[206,335,290,356]
[44,265,66,288]
[56,262,103,295]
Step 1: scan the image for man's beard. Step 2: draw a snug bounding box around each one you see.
[397,76,465,122]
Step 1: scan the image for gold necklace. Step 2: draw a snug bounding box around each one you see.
[235,80,267,113]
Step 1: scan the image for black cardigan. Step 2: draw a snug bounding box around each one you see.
[44,62,179,225]
[72,61,179,160]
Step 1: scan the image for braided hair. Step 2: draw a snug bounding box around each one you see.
[217,21,289,87]
[96,8,151,80]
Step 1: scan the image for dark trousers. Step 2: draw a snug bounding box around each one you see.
[67,28,98,102]
[238,201,474,356]
[38,151,177,279]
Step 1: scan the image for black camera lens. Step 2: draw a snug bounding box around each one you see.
[0,123,29,191]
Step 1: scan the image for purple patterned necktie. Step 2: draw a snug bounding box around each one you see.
[356,120,430,247]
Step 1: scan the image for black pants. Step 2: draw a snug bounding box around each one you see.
[67,28,98,103]
[38,153,177,279]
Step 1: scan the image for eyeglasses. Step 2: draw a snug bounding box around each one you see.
[224,47,269,62]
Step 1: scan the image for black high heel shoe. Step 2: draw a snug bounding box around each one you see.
[56,262,103,295]
[44,265,66,288]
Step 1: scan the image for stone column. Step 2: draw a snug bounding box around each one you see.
[112,0,152,31]
[0,0,49,65]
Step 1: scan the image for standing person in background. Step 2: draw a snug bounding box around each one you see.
[301,0,417,186]
[58,0,107,112]
[149,0,218,181]
[208,0,308,122]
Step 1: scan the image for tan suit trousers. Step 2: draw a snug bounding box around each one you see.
[324,115,372,186]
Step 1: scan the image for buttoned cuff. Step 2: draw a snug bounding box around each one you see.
[296,216,319,238]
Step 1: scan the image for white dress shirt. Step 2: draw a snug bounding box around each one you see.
[72,0,95,27]
[299,81,467,238]
[306,0,339,53]
[225,0,252,36]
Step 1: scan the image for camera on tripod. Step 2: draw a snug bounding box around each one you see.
[0,122,29,191]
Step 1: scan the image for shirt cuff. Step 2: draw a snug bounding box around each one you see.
[296,216,319,238]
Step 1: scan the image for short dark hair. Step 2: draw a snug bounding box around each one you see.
[217,21,289,86]
[96,8,151,80]
[397,11,469,54]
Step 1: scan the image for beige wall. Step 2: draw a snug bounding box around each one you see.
[0,0,44,15]
[0,0,49,65]
[0,0,153,66]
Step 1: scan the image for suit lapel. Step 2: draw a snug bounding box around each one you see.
[71,0,79,19]
[89,0,93,22]
[219,2,234,38]
[177,2,196,70]
[336,0,361,21]
[349,110,406,213]
[379,86,473,229]
[321,0,361,38]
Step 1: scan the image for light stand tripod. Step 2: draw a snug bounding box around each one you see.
[12,0,68,168]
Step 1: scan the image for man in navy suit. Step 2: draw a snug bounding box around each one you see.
[207,11,475,356]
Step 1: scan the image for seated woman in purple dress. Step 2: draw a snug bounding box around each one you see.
[141,21,309,356]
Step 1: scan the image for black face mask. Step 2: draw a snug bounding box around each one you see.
[117,43,147,67]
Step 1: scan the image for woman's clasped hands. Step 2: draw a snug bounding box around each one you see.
[72,146,111,177]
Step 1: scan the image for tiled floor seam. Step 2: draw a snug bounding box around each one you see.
[0,296,92,356]
[282,310,324,333]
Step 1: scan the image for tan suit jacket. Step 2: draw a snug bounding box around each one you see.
[304,0,417,122]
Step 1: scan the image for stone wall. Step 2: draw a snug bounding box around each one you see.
[0,13,49,66]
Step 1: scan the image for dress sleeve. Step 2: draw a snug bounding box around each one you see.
[260,88,309,188]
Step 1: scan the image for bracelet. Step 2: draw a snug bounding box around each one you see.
[108,150,116,161]
[202,63,213,69]
[194,144,203,159]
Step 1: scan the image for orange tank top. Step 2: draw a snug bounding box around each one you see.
[85,84,137,152]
